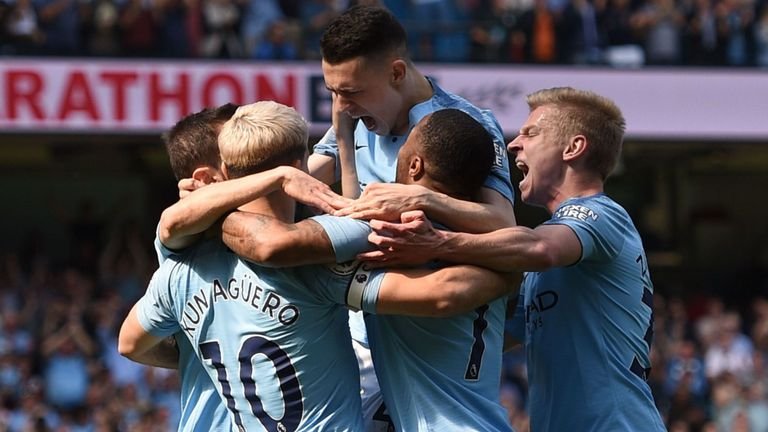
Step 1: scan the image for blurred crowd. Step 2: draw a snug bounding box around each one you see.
[0,202,766,431]
[0,0,767,66]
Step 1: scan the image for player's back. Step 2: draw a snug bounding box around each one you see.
[165,240,363,431]
[365,295,513,431]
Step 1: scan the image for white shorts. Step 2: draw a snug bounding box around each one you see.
[353,338,393,432]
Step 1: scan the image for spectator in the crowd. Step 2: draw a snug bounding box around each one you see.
[240,0,284,59]
[631,0,686,64]
[684,0,726,65]
[119,0,159,57]
[599,0,640,47]
[719,0,756,65]
[665,339,709,401]
[40,297,97,411]
[756,4,768,66]
[199,0,242,58]
[559,0,603,63]
[512,0,560,63]
[705,312,755,381]
[300,0,339,59]
[86,0,120,56]
[33,0,83,55]
[468,0,516,62]
[154,0,193,57]
[252,18,298,59]
[3,0,44,54]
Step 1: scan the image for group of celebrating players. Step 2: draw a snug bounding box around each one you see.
[116,5,666,432]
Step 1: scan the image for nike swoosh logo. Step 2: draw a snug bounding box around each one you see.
[355,144,367,150]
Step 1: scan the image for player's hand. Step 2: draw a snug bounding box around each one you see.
[177,178,205,199]
[357,210,445,267]
[281,168,351,214]
[333,183,428,221]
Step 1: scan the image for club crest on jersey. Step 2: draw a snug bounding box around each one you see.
[328,260,359,276]
[554,204,599,222]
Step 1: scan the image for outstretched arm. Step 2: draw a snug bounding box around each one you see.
[359,210,581,272]
[334,183,516,233]
[373,265,521,317]
[159,166,348,251]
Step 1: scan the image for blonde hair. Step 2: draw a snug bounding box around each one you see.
[527,87,626,180]
[218,101,308,178]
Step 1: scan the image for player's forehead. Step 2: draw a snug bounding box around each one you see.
[322,57,368,91]
[321,57,384,92]
[520,106,552,134]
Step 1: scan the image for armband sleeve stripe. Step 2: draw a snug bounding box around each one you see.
[346,263,372,312]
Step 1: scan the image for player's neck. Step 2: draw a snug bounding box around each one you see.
[392,69,434,135]
[406,69,434,109]
[546,177,604,213]
[239,193,295,223]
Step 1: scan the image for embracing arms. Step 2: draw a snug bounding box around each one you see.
[158,166,347,251]
[360,210,582,271]
[335,184,517,233]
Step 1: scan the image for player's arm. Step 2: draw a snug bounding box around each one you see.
[118,304,176,368]
[330,94,361,198]
[434,224,581,271]
[364,265,521,317]
[159,166,344,251]
[308,153,337,185]
[221,213,339,267]
[421,187,516,232]
[362,212,581,271]
[335,183,516,233]
[128,337,180,370]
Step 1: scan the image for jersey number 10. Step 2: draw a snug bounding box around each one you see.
[200,336,303,432]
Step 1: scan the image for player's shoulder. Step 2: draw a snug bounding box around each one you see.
[162,239,235,276]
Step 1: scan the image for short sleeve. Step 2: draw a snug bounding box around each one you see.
[544,198,624,263]
[478,110,515,206]
[153,223,176,266]
[135,263,182,338]
[311,128,341,182]
[310,215,375,262]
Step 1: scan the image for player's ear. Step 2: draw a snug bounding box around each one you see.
[219,162,231,181]
[192,166,223,185]
[563,135,588,162]
[391,58,406,85]
[409,155,425,181]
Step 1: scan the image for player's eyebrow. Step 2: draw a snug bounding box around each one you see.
[325,84,361,94]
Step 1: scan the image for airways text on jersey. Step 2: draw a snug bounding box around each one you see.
[177,276,300,339]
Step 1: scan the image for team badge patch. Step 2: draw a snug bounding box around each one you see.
[328,260,359,276]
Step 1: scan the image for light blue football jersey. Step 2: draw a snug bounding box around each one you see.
[139,239,364,432]
[154,233,231,432]
[312,215,514,431]
[313,77,515,349]
[516,194,665,432]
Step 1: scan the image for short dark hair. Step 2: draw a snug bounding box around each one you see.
[320,5,408,64]
[420,109,495,200]
[162,103,239,180]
